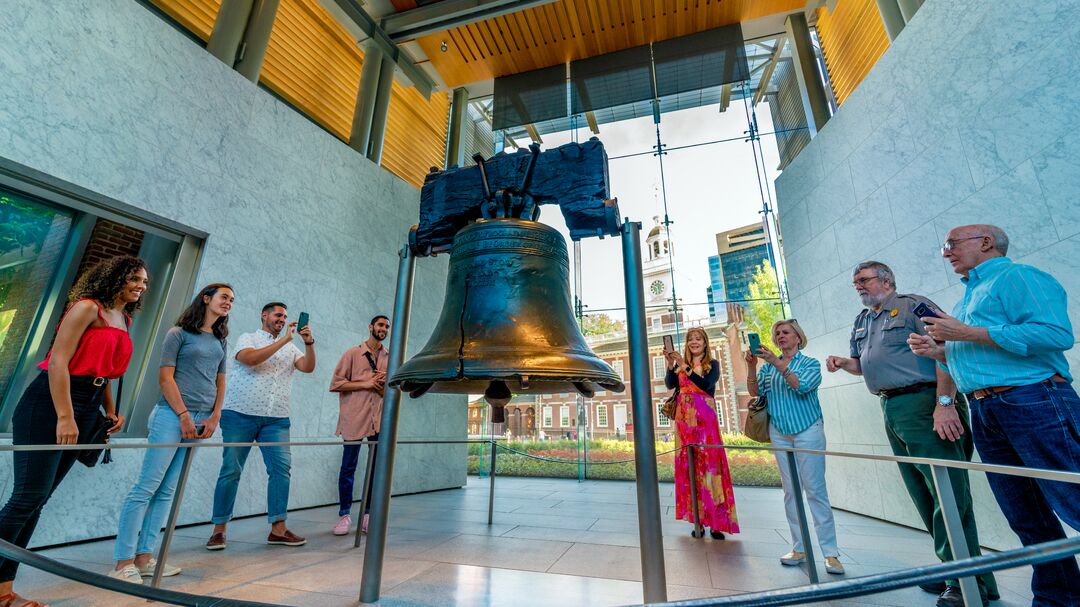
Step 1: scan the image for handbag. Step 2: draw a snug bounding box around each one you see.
[743,393,771,443]
[77,376,120,467]
[660,389,678,420]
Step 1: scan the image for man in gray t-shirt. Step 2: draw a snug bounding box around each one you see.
[158,327,227,414]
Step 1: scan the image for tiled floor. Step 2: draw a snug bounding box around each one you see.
[14,477,1037,606]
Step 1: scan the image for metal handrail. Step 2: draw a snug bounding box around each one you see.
[0,436,1076,607]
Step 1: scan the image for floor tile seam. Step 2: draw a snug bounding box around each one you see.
[544,540,579,575]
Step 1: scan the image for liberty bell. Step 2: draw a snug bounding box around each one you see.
[389,150,625,421]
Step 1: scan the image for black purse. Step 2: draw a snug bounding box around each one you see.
[77,376,119,467]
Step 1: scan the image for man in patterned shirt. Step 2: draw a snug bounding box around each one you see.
[205,302,316,550]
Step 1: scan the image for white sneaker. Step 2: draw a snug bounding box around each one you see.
[108,564,144,584]
[137,558,182,577]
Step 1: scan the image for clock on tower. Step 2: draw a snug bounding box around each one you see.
[650,280,666,297]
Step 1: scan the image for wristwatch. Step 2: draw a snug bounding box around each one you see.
[936,395,955,407]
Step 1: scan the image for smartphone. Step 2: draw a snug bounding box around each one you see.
[747,332,762,354]
[195,424,206,436]
[912,302,940,319]
[662,334,675,354]
[296,311,310,331]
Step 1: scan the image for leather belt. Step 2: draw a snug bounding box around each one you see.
[970,374,1069,400]
[877,381,936,399]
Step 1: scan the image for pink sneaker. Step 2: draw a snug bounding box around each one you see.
[333,515,351,536]
[362,513,370,533]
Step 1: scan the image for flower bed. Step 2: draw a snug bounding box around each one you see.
[466,435,780,486]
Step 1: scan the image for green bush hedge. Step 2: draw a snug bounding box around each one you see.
[466,435,780,486]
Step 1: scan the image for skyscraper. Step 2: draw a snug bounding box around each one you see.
[708,221,777,320]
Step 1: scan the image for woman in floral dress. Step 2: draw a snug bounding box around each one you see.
[665,327,739,538]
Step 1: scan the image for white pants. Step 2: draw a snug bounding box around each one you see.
[769,419,839,557]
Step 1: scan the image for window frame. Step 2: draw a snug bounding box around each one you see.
[596,404,608,427]
[542,406,553,427]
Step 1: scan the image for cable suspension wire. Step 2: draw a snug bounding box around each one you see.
[739,82,788,317]
[607,127,808,160]
[648,43,683,346]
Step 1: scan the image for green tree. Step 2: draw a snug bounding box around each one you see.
[745,260,784,351]
[580,313,625,336]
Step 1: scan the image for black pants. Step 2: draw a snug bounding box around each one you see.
[0,373,103,582]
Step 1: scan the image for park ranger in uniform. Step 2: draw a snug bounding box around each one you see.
[826,261,998,607]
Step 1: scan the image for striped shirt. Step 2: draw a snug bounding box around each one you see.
[944,257,1074,394]
[757,351,823,435]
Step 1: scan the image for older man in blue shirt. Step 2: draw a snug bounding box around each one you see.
[909,224,1079,607]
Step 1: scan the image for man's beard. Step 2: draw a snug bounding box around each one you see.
[859,292,884,308]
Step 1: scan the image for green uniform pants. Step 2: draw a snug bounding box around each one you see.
[881,387,998,598]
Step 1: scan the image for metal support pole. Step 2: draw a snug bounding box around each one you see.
[359,242,416,603]
[350,42,385,155]
[366,54,397,164]
[931,464,980,607]
[620,219,668,604]
[786,450,819,584]
[233,0,280,82]
[445,87,469,168]
[353,440,378,548]
[896,0,924,23]
[686,445,703,538]
[150,446,196,588]
[487,440,497,525]
[874,0,906,41]
[206,0,255,66]
[784,13,831,137]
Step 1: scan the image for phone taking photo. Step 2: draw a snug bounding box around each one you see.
[662,334,675,354]
[296,311,310,331]
[912,302,940,320]
[747,332,762,354]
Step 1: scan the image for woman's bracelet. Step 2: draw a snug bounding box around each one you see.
[781,368,793,378]
[747,377,758,383]
[177,410,190,418]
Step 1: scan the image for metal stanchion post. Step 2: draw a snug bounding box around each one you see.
[621,219,668,604]
[686,445,703,537]
[353,440,378,548]
[359,242,416,604]
[487,439,497,525]
[931,464,980,607]
[150,445,196,588]
[786,450,819,584]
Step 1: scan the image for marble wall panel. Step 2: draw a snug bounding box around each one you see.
[0,0,466,546]
[772,0,1080,548]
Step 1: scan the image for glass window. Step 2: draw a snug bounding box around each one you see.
[597,404,608,427]
[560,405,571,427]
[652,356,666,379]
[715,401,724,427]
[613,359,624,379]
[656,401,671,427]
[543,406,553,427]
[0,192,74,420]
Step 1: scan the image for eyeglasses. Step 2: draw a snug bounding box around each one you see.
[941,235,985,253]
[852,276,879,287]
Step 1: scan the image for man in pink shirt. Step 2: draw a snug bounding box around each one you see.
[328,315,390,535]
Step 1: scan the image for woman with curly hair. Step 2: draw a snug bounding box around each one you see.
[664,327,739,539]
[0,255,148,607]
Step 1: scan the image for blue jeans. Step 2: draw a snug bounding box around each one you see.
[211,409,291,524]
[114,406,210,561]
[969,379,1080,607]
[338,433,377,516]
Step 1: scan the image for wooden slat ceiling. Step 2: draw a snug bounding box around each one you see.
[401,0,806,87]
[815,0,889,106]
[150,0,449,189]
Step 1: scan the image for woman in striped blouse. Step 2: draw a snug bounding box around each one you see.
[745,319,843,575]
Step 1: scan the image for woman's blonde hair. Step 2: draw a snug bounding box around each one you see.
[771,318,808,350]
[683,327,713,373]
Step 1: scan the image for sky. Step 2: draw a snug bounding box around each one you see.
[507,98,784,323]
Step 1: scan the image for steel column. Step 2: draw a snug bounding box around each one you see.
[352,440,378,548]
[897,0,924,23]
[931,464,981,607]
[487,440,498,525]
[784,13,831,137]
[874,0,906,41]
[445,87,469,168]
[786,450,819,584]
[233,0,280,82]
[206,0,255,66]
[687,445,703,538]
[350,42,385,155]
[366,54,397,164]
[620,219,668,604]
[358,242,416,603]
[149,446,196,588]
